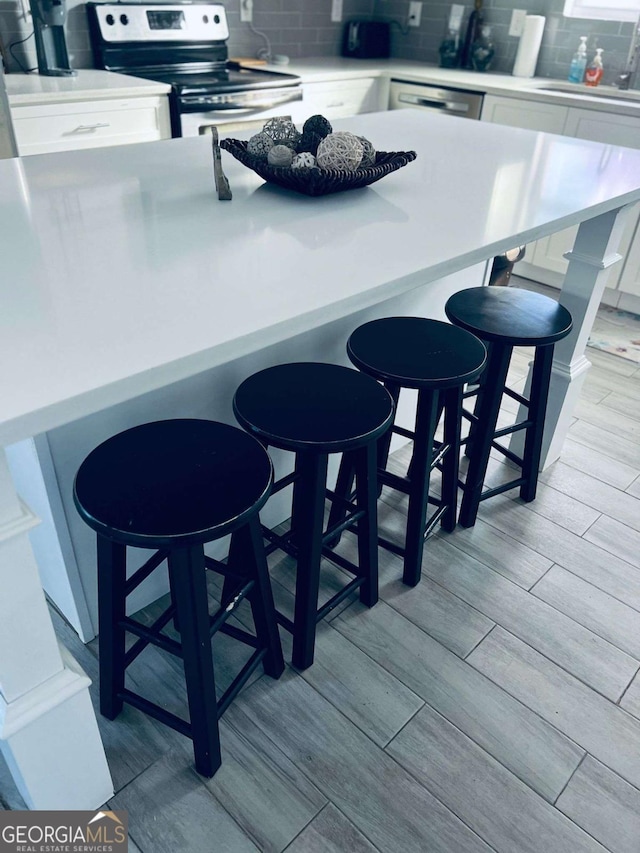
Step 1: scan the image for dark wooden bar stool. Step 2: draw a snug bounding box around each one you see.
[73,419,284,778]
[445,286,573,528]
[327,317,487,587]
[233,362,395,670]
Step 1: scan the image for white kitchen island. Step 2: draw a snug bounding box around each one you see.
[2,109,640,811]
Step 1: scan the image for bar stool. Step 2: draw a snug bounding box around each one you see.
[73,419,284,778]
[445,286,573,528]
[327,317,487,587]
[233,362,395,670]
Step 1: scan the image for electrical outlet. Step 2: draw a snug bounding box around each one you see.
[331,0,343,23]
[408,1,422,28]
[509,9,527,37]
[240,0,253,23]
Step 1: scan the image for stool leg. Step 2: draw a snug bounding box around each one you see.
[168,561,182,633]
[403,389,440,587]
[376,382,401,491]
[354,441,379,607]
[97,534,127,720]
[325,451,357,548]
[459,343,513,529]
[169,544,221,778]
[520,344,555,503]
[291,451,328,671]
[440,386,463,532]
[228,517,285,679]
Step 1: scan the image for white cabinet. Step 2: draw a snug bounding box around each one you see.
[11,95,171,156]
[297,76,389,121]
[481,93,640,301]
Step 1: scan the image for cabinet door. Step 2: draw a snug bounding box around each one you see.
[480,94,568,133]
[301,78,384,120]
[617,209,640,297]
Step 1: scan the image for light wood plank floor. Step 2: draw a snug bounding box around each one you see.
[3,291,640,853]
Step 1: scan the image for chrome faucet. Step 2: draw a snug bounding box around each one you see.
[617,11,640,90]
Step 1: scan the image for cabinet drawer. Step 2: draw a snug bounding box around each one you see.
[12,97,170,155]
[481,94,568,134]
[302,78,379,119]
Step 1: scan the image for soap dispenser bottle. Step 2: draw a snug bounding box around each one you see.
[568,36,588,84]
[585,48,604,86]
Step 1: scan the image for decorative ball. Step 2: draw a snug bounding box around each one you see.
[358,136,376,168]
[247,131,274,160]
[291,152,317,169]
[262,117,301,147]
[296,130,323,156]
[316,131,364,172]
[267,144,295,167]
[303,114,333,139]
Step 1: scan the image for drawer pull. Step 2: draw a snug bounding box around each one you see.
[326,101,345,108]
[73,123,111,133]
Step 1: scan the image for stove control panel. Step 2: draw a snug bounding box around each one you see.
[91,3,229,42]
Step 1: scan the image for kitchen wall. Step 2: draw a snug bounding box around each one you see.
[0,0,636,87]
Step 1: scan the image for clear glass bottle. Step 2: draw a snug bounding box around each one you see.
[471,25,495,72]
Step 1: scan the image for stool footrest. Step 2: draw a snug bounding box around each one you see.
[125,548,170,595]
[491,440,523,467]
[478,476,527,502]
[276,612,295,633]
[494,420,532,440]
[271,470,298,495]
[216,648,267,718]
[322,508,364,546]
[123,602,178,668]
[316,576,364,623]
[504,386,529,407]
[120,688,191,738]
[121,615,182,660]
[209,578,255,637]
[392,424,415,441]
[218,622,260,649]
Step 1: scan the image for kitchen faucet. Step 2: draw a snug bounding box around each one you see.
[616,10,640,90]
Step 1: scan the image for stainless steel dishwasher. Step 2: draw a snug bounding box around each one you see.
[389,79,484,120]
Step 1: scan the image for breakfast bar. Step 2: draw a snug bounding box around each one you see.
[2,109,640,810]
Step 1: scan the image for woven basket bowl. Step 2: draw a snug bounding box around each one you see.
[220,138,417,197]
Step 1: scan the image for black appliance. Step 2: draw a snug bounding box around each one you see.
[87,2,302,138]
[342,20,390,59]
[30,0,76,77]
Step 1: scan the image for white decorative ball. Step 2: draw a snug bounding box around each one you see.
[267,144,295,167]
[247,131,274,160]
[316,131,364,172]
[262,117,301,147]
[291,152,317,169]
[358,136,376,168]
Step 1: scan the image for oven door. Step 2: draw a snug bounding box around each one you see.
[178,86,303,137]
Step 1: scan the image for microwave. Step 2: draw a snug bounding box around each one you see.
[342,20,391,59]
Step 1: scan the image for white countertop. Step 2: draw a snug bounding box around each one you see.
[2,108,640,447]
[5,69,171,105]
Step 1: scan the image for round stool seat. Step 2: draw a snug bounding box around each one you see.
[347,317,487,390]
[233,362,395,453]
[445,287,573,347]
[73,419,273,548]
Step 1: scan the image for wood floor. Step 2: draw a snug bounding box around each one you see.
[2,308,640,853]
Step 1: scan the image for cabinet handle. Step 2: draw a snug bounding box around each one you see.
[73,123,111,133]
[326,101,345,108]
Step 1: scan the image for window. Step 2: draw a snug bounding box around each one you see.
[563,0,640,21]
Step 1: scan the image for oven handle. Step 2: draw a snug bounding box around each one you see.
[180,89,302,114]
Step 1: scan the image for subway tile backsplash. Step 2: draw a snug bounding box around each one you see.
[0,0,637,88]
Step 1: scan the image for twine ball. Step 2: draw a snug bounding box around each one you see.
[247,131,274,160]
[358,136,376,168]
[267,144,295,167]
[291,152,317,169]
[262,117,301,147]
[297,130,323,156]
[316,131,364,172]
[302,114,332,139]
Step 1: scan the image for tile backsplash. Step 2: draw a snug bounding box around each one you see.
[0,0,637,88]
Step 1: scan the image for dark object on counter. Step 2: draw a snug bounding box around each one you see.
[233,362,395,669]
[342,20,391,59]
[303,114,332,138]
[30,0,76,76]
[73,419,285,778]
[328,318,487,587]
[460,0,483,70]
[221,138,417,197]
[439,29,461,68]
[210,126,232,201]
[489,246,526,286]
[445,286,573,528]
[297,129,323,155]
[471,25,495,72]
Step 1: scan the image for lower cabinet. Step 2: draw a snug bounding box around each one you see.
[11,95,171,155]
[296,76,389,122]
[481,94,640,300]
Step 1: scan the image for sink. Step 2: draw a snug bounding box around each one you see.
[537,82,640,102]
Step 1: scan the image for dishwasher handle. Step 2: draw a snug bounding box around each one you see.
[397,92,470,114]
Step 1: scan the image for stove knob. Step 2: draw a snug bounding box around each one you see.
[120,13,129,24]
[105,13,115,24]
[213,14,220,23]
[202,14,208,23]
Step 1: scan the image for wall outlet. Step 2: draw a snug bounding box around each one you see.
[408,1,422,28]
[331,0,342,23]
[240,0,253,23]
[509,9,528,37]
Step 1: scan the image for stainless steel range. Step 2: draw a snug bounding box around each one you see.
[87,2,302,137]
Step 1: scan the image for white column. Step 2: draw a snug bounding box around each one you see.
[513,205,631,470]
[0,448,113,810]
